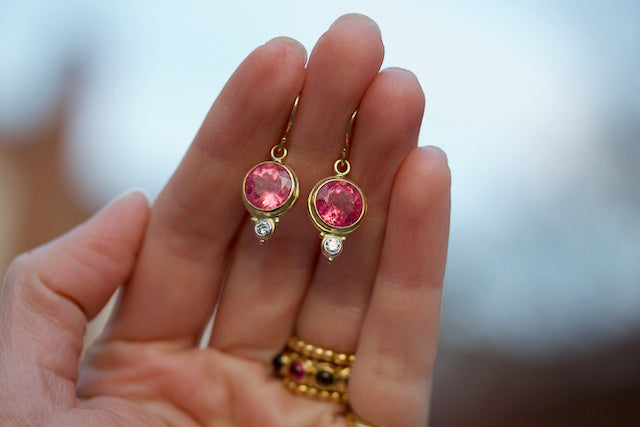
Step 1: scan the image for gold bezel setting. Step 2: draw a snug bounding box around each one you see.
[242,160,299,243]
[307,175,367,261]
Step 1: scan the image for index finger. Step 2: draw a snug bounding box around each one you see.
[107,38,307,343]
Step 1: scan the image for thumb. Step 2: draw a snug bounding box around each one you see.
[0,190,149,385]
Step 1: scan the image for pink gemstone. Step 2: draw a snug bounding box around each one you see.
[289,360,305,383]
[244,162,293,211]
[315,180,364,228]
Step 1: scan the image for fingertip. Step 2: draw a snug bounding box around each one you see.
[98,189,150,235]
[224,37,306,109]
[360,68,426,138]
[406,146,451,198]
[258,36,308,72]
[112,188,150,209]
[331,13,381,36]
[379,67,425,110]
[422,146,451,198]
[27,188,152,319]
[422,145,449,165]
[265,36,307,64]
[123,187,150,204]
[314,13,384,73]
[381,66,418,78]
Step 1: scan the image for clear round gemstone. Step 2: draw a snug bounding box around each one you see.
[323,237,343,256]
[254,219,273,238]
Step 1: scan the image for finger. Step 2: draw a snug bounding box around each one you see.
[295,68,426,353]
[0,191,148,388]
[209,14,384,360]
[349,147,451,427]
[107,38,307,342]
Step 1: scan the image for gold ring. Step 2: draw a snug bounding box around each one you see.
[273,336,354,403]
[346,412,378,427]
[286,336,355,365]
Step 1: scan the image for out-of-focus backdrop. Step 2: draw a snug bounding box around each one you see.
[1,1,639,425]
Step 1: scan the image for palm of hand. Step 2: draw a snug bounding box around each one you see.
[0,14,449,427]
[77,341,345,426]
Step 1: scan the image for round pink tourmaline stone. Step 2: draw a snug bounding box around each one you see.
[315,180,364,228]
[244,162,293,211]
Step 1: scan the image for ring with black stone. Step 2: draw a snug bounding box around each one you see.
[273,336,354,404]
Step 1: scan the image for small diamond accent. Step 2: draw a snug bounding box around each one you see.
[254,219,273,238]
[322,237,342,256]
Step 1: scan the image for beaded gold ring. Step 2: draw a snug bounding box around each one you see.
[286,336,355,366]
[273,336,355,404]
[346,412,378,427]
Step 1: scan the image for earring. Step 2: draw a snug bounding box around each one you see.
[307,110,367,262]
[242,96,300,243]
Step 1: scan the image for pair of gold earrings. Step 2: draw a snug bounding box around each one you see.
[241,96,366,262]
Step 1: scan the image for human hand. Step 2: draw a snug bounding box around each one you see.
[0,14,450,427]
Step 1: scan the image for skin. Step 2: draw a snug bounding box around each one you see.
[0,14,450,427]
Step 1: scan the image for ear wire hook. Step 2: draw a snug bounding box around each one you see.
[334,109,358,176]
[271,95,300,162]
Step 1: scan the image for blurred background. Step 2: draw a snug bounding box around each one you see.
[1,1,639,425]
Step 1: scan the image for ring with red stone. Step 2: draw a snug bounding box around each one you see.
[273,336,354,404]
[307,110,366,261]
[241,97,300,243]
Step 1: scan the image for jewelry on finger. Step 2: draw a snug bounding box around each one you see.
[346,412,378,427]
[307,110,367,261]
[273,336,354,404]
[242,96,300,243]
[286,336,356,365]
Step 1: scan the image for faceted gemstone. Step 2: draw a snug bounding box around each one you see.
[316,370,334,387]
[254,219,273,238]
[289,360,305,383]
[315,180,364,228]
[245,162,293,211]
[322,237,342,256]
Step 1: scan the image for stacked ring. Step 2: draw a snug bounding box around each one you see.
[346,412,376,427]
[273,336,354,404]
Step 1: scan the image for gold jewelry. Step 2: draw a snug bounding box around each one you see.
[286,336,355,365]
[273,336,354,403]
[242,96,300,243]
[307,110,367,261]
[346,412,378,427]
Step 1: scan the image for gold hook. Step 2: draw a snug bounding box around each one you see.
[335,109,358,175]
[272,95,300,161]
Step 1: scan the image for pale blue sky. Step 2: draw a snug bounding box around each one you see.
[1,1,639,364]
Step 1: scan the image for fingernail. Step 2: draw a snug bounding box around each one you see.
[422,145,448,164]
[331,13,381,33]
[114,188,150,206]
[266,36,307,62]
[381,67,418,79]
